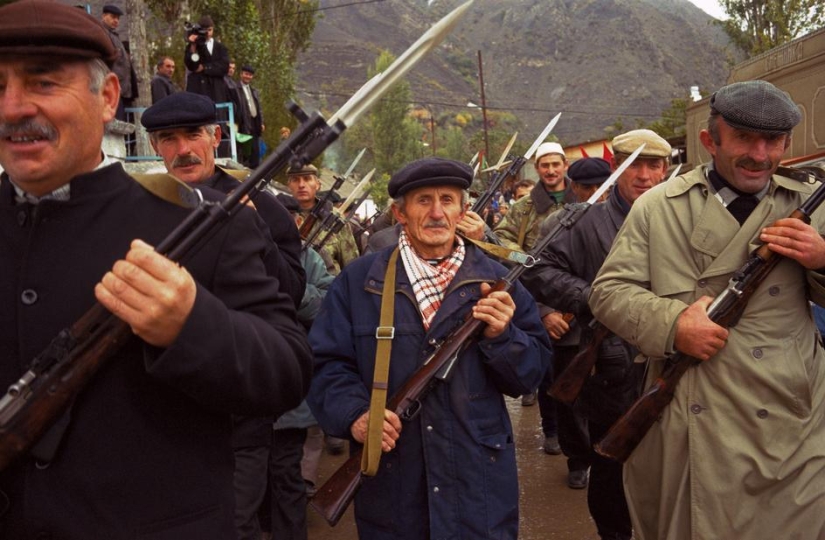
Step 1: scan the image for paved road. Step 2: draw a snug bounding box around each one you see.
[306,398,600,539]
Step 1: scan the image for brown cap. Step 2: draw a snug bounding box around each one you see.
[287,164,319,176]
[0,0,117,67]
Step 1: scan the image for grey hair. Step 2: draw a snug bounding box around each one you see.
[87,58,110,94]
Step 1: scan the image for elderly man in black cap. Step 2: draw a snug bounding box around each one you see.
[0,2,311,539]
[307,157,550,540]
[524,131,671,540]
[590,81,825,540]
[100,4,135,119]
[184,14,230,107]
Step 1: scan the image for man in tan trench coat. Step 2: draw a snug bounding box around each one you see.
[590,80,825,540]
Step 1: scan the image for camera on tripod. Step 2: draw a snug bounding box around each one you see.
[184,22,208,44]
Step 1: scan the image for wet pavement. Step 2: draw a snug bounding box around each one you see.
[306,397,600,540]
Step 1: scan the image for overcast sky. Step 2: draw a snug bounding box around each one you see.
[687,0,727,20]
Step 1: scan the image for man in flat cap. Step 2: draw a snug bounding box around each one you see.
[524,131,671,540]
[100,3,136,120]
[308,157,550,540]
[590,81,825,539]
[184,15,231,109]
[286,164,360,275]
[494,141,574,452]
[0,2,311,538]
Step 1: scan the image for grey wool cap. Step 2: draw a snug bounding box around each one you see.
[710,80,801,135]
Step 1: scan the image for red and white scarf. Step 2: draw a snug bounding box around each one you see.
[398,230,465,330]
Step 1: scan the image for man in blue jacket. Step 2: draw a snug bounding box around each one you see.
[308,157,551,539]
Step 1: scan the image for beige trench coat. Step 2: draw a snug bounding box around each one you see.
[590,166,825,540]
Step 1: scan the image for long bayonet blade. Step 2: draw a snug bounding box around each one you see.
[338,169,376,216]
[330,0,474,127]
[666,163,683,182]
[524,112,562,160]
[342,148,367,180]
[495,132,518,168]
[587,144,646,204]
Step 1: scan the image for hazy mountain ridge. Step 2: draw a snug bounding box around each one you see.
[296,0,740,144]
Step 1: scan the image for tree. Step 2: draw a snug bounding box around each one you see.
[718,0,825,55]
[646,97,692,139]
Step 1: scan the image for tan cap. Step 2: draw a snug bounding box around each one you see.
[611,129,671,158]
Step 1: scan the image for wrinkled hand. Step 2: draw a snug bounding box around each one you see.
[474,283,515,339]
[542,311,570,340]
[95,239,197,348]
[760,218,825,270]
[673,296,729,361]
[351,409,402,452]
[456,210,486,241]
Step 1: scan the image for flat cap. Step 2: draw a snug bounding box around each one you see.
[710,80,801,134]
[102,4,123,15]
[241,65,256,74]
[612,129,671,158]
[535,142,565,161]
[388,157,472,198]
[141,92,217,132]
[287,164,319,176]
[198,15,214,28]
[568,158,612,186]
[0,0,117,66]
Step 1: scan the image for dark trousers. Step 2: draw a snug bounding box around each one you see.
[552,345,591,472]
[537,361,558,437]
[233,445,270,540]
[587,420,632,540]
[268,428,308,540]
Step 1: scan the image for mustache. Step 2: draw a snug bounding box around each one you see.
[0,119,58,141]
[736,157,772,171]
[424,221,448,229]
[172,155,203,168]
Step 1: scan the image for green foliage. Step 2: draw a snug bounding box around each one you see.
[646,97,691,139]
[717,0,825,55]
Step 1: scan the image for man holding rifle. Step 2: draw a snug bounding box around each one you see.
[590,81,825,540]
[0,2,312,538]
[307,157,549,539]
[523,132,671,540]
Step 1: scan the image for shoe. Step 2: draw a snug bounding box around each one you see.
[521,391,537,406]
[325,435,346,455]
[543,435,562,455]
[567,469,589,489]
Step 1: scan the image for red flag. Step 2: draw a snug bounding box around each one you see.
[578,146,589,158]
[602,142,613,162]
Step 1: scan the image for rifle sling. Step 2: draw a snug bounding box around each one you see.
[362,248,400,476]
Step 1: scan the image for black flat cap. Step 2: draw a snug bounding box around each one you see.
[241,65,255,74]
[0,0,117,66]
[568,158,612,186]
[102,4,123,15]
[710,80,801,134]
[141,92,217,132]
[388,157,472,198]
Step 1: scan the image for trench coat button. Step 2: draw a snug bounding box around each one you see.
[752,348,764,359]
[21,289,38,305]
[756,409,769,419]
[17,210,27,226]
[433,486,440,493]
[768,286,780,296]
[698,279,708,288]
[690,404,703,414]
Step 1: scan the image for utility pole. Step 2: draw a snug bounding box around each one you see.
[477,50,490,166]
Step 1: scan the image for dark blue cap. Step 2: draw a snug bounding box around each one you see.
[388,157,472,198]
[141,92,217,132]
[102,4,123,15]
[241,65,255,74]
[568,158,612,186]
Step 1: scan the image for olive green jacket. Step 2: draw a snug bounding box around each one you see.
[590,165,825,540]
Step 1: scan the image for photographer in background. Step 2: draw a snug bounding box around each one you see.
[184,15,230,108]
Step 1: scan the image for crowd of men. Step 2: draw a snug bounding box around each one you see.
[1,1,825,540]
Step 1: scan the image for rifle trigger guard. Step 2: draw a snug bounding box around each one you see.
[375,326,395,340]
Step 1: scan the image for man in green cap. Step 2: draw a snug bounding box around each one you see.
[590,80,825,540]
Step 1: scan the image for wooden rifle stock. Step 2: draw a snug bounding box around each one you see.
[549,322,610,404]
[595,179,825,462]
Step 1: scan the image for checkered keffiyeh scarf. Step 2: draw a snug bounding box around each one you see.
[398,230,465,330]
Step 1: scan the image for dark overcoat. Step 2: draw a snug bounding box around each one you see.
[184,40,230,105]
[0,164,312,539]
[308,243,550,540]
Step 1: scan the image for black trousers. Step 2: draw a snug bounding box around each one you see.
[268,428,308,540]
[551,345,591,472]
[587,420,632,540]
[234,445,270,540]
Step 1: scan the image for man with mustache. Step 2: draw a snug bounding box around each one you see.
[141,91,306,540]
[0,2,311,538]
[308,157,550,539]
[590,80,825,540]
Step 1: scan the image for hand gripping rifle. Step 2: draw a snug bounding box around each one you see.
[0,0,475,473]
[595,164,825,463]
[470,113,561,214]
[309,144,645,527]
[550,162,686,405]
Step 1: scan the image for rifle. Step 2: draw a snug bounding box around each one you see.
[0,0,475,473]
[471,113,561,214]
[308,170,376,253]
[309,144,646,526]
[594,164,825,463]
